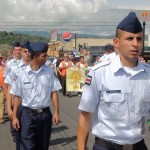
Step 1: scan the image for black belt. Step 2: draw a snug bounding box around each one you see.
[95,137,144,150]
[22,106,49,113]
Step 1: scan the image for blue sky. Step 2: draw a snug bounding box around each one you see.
[0,0,150,35]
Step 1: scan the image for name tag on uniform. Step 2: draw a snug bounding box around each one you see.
[106,90,121,93]
[24,82,31,84]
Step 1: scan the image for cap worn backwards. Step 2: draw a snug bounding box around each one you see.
[28,42,48,53]
[117,12,143,33]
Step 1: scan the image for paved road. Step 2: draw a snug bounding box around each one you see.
[0,93,150,150]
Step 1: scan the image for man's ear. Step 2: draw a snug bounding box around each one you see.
[113,38,119,49]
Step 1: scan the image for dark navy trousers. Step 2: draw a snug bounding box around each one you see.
[92,139,148,150]
[16,106,23,150]
[10,106,20,150]
[19,107,52,150]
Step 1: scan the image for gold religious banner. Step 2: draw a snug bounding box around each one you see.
[66,66,86,92]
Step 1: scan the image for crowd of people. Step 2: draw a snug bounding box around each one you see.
[0,11,150,150]
[0,40,93,149]
[0,41,61,150]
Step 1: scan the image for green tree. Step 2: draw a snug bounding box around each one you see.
[0,44,12,56]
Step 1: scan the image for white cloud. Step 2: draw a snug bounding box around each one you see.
[0,0,112,22]
[0,0,149,35]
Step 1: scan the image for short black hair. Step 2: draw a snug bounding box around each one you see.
[12,42,21,49]
[116,28,122,38]
[79,56,84,60]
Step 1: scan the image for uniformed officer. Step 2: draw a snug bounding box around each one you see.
[11,42,61,150]
[4,41,22,100]
[6,41,31,120]
[3,41,22,142]
[5,41,31,150]
[3,41,22,80]
[77,12,149,150]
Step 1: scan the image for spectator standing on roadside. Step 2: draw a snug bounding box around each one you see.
[0,55,5,124]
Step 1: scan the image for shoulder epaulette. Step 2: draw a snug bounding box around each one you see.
[143,63,150,68]
[20,66,27,71]
[142,63,150,72]
[17,66,27,74]
[43,65,54,73]
[91,60,111,71]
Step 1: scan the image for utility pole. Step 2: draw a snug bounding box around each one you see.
[74,33,77,49]
[142,21,146,57]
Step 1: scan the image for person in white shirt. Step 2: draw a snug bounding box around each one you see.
[77,12,149,150]
[11,42,61,150]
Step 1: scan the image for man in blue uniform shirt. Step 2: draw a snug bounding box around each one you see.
[77,12,149,150]
[5,41,31,150]
[11,42,61,150]
[6,41,31,120]
[3,41,22,143]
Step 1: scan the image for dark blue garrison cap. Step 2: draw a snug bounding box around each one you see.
[22,41,30,49]
[28,42,48,53]
[12,42,21,47]
[117,12,143,33]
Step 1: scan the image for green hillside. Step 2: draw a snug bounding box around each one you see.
[0,31,50,56]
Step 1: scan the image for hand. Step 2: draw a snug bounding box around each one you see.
[12,117,20,131]
[52,113,60,125]
[7,107,13,120]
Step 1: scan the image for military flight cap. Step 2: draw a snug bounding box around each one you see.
[28,42,48,53]
[12,41,21,47]
[117,12,143,33]
[22,41,30,49]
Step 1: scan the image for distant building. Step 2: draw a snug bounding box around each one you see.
[48,37,148,57]
[48,38,113,57]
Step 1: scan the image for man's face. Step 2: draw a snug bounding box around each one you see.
[80,57,84,63]
[13,46,22,58]
[21,48,30,62]
[36,52,48,65]
[115,30,143,65]
[64,55,69,61]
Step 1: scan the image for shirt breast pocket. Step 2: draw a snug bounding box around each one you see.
[140,93,150,116]
[23,84,33,98]
[100,92,127,120]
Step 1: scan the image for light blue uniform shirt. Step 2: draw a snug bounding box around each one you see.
[10,64,62,109]
[4,60,27,86]
[3,58,21,77]
[79,55,150,145]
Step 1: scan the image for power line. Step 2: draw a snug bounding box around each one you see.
[0,24,117,27]
[0,21,119,23]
